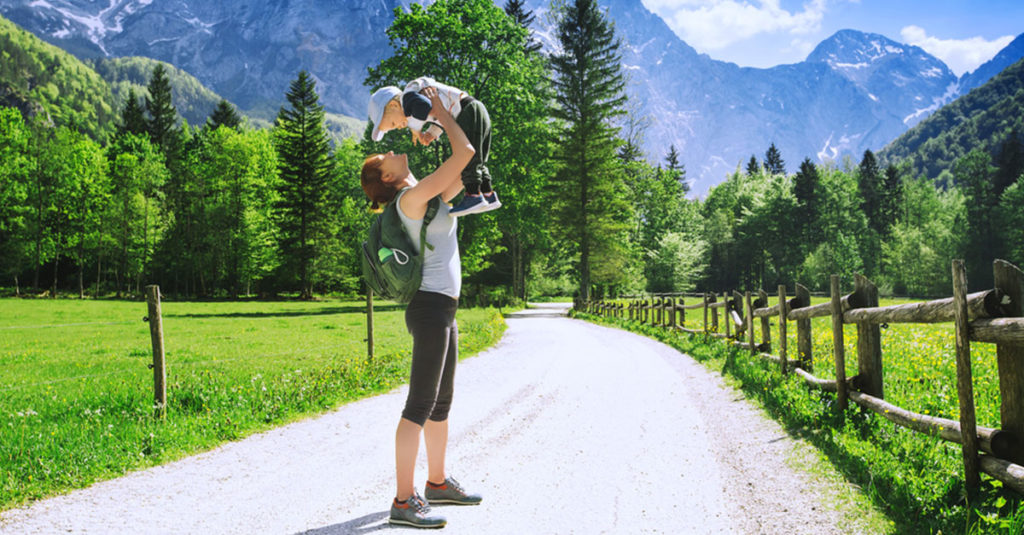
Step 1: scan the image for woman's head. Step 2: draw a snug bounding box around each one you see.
[360,152,409,211]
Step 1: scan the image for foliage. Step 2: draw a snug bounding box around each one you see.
[764,142,785,175]
[273,71,335,298]
[0,15,115,142]
[878,57,1024,181]
[548,0,632,300]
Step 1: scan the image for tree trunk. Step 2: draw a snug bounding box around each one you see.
[14,274,19,297]
[51,241,59,298]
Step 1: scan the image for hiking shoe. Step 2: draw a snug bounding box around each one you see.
[424,477,483,506]
[449,194,489,217]
[389,492,447,529]
[479,192,502,212]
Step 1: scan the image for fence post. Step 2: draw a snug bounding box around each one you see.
[796,283,812,372]
[952,259,981,493]
[830,275,848,411]
[758,289,771,353]
[746,291,756,354]
[679,296,686,329]
[723,292,731,339]
[367,288,374,361]
[778,284,788,375]
[145,285,167,419]
[853,274,883,398]
[669,297,677,330]
[702,294,709,339]
[709,294,718,334]
[994,259,1024,464]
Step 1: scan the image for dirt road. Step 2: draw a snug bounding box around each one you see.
[1,304,859,534]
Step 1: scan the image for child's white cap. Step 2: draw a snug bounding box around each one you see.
[368,86,402,142]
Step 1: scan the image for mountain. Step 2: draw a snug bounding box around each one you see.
[958,33,1024,96]
[878,57,1024,181]
[0,14,115,141]
[2,0,1022,192]
[0,0,401,121]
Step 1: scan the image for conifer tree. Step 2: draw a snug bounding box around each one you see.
[793,157,820,243]
[858,149,883,232]
[145,64,179,154]
[665,145,688,194]
[995,129,1024,196]
[880,164,903,235]
[746,155,759,176]
[119,88,148,137]
[207,99,242,130]
[549,0,629,300]
[504,0,542,53]
[764,143,785,175]
[274,70,333,298]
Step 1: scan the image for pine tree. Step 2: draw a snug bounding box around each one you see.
[880,164,903,235]
[145,64,179,154]
[119,88,148,137]
[549,0,629,300]
[274,70,333,298]
[995,129,1024,197]
[764,143,785,175]
[664,145,688,194]
[793,157,820,243]
[504,0,542,53]
[746,155,759,176]
[858,149,883,233]
[207,99,242,130]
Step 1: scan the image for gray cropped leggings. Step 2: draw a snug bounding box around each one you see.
[402,291,459,426]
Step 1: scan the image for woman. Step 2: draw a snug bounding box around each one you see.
[360,86,482,529]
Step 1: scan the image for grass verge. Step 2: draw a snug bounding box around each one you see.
[574,309,1024,535]
[0,298,507,510]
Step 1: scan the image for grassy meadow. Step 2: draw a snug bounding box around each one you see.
[581,297,1023,534]
[0,298,507,510]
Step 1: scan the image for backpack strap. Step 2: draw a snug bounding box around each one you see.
[419,196,441,252]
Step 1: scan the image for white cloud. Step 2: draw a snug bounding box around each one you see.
[641,0,829,51]
[900,25,1014,76]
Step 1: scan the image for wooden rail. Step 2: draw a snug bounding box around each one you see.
[577,259,1024,498]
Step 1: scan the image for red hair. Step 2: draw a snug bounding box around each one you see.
[360,154,399,212]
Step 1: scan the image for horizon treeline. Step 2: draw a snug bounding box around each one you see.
[2,0,1023,302]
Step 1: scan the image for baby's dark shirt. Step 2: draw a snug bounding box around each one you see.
[402,92,432,122]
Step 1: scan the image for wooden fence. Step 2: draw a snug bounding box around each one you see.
[576,259,1024,496]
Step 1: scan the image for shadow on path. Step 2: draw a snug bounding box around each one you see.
[165,305,403,319]
[296,511,391,534]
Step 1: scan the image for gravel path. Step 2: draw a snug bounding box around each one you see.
[0,304,863,534]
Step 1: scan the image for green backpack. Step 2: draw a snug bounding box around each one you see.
[361,194,441,303]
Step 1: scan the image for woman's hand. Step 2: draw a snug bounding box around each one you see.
[422,86,445,118]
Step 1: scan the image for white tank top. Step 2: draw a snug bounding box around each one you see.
[396,189,461,299]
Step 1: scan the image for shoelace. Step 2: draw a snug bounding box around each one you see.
[410,493,432,516]
[445,477,465,494]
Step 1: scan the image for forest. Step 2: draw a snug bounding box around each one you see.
[1,0,1023,302]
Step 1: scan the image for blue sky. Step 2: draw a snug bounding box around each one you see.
[639,0,1023,75]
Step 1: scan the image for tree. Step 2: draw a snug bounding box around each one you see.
[145,64,179,155]
[274,70,334,298]
[793,157,820,245]
[999,175,1024,267]
[207,99,242,130]
[955,149,999,289]
[764,143,785,175]
[665,144,688,194]
[746,155,759,176]
[549,0,630,300]
[504,0,542,53]
[119,88,148,137]
[858,149,883,230]
[994,129,1024,197]
[0,107,33,294]
[879,164,903,234]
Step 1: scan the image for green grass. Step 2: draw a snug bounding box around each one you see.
[0,298,507,510]
[578,300,1024,535]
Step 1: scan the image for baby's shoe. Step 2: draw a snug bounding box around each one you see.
[450,194,490,217]
[480,191,502,212]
